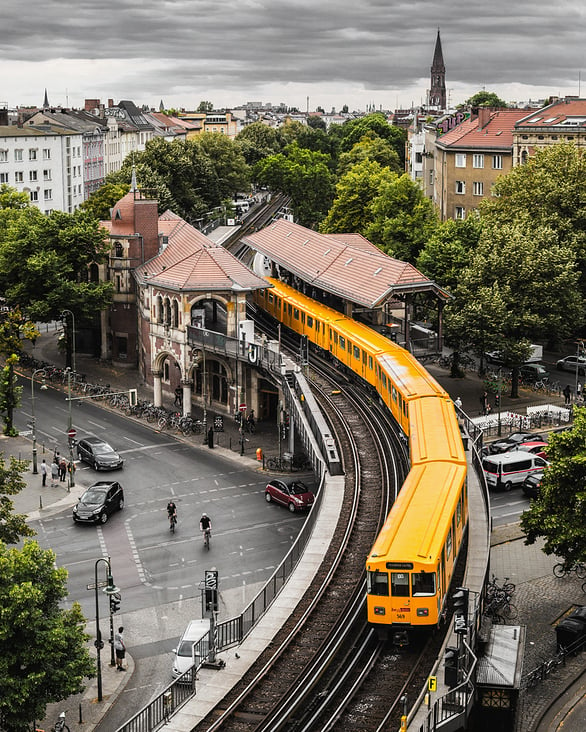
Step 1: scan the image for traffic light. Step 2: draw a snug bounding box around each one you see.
[205,570,219,613]
[444,646,458,688]
[453,587,469,634]
[109,592,121,614]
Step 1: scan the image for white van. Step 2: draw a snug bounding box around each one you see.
[172,619,210,679]
[482,452,548,491]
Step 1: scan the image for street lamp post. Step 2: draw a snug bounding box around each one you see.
[94,558,120,703]
[66,368,75,490]
[60,309,76,375]
[31,368,47,474]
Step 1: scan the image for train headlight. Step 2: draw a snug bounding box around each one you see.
[416,608,429,617]
[373,607,386,616]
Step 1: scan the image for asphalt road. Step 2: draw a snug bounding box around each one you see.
[16,378,311,728]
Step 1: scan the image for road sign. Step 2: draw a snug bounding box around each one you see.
[67,428,77,439]
[19,430,33,437]
[239,403,247,412]
[87,580,108,590]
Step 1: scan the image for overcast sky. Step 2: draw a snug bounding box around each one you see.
[2,0,585,113]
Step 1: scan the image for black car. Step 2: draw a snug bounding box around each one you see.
[73,481,124,523]
[487,432,544,455]
[522,472,544,499]
[76,436,124,470]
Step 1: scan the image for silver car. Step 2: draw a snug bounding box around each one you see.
[556,355,586,375]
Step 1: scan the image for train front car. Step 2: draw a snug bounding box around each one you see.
[367,356,468,641]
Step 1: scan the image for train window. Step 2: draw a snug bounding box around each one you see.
[276,297,281,309]
[456,498,462,526]
[392,385,397,403]
[403,401,408,418]
[367,570,389,596]
[287,304,292,315]
[412,571,436,596]
[353,345,360,360]
[363,351,367,364]
[307,316,313,328]
[391,573,410,597]
[301,312,305,324]
[293,308,300,320]
[445,528,453,559]
[334,332,338,344]
[381,373,387,388]
[339,335,346,350]
[268,293,274,305]
[368,355,373,370]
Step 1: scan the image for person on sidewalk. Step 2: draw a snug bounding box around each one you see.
[58,457,67,482]
[454,396,462,410]
[50,459,59,487]
[114,627,126,670]
[40,459,48,487]
[174,386,182,407]
[564,384,572,406]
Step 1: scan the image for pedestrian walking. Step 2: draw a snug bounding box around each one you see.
[174,386,182,407]
[50,459,59,487]
[207,425,214,449]
[59,457,67,482]
[480,391,488,416]
[40,459,48,487]
[454,396,462,410]
[563,384,572,406]
[114,626,126,671]
[578,382,583,401]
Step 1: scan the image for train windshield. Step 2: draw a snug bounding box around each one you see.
[367,570,389,596]
[391,572,410,597]
[412,571,436,596]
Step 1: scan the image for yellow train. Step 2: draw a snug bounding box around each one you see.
[255,278,467,637]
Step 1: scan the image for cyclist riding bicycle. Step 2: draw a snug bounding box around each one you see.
[200,512,212,545]
[167,501,177,526]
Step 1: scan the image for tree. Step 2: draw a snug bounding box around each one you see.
[197,100,214,112]
[521,407,586,566]
[236,122,283,166]
[0,453,35,544]
[0,309,39,435]
[462,91,508,108]
[80,182,130,221]
[0,355,21,437]
[451,217,583,391]
[365,173,439,262]
[338,113,407,165]
[0,541,95,731]
[254,142,335,228]
[337,134,402,177]
[307,115,327,132]
[0,184,29,211]
[193,132,250,199]
[319,159,390,235]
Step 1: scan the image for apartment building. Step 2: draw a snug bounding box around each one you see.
[512,97,586,163]
[427,108,529,220]
[0,124,85,213]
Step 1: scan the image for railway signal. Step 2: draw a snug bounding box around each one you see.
[453,587,469,634]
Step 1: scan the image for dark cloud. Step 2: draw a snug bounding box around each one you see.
[1,0,584,109]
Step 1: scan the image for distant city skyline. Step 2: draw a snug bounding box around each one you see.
[1,0,584,112]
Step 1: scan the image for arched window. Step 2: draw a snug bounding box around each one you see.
[89,263,99,283]
[172,300,179,328]
[164,297,171,326]
[156,296,163,324]
[114,242,124,258]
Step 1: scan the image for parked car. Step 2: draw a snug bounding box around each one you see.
[487,432,544,455]
[556,355,586,375]
[519,363,550,382]
[76,436,124,470]
[514,441,549,460]
[265,479,315,512]
[73,481,124,523]
[485,351,507,366]
[522,471,544,499]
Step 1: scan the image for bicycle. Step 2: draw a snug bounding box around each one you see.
[203,527,211,550]
[169,513,177,533]
[36,711,70,732]
[553,562,586,579]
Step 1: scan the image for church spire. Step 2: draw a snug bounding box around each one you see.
[430,29,446,110]
[43,88,49,109]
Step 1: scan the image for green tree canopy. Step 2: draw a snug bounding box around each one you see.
[337,134,402,177]
[0,541,95,731]
[462,91,508,108]
[236,122,283,166]
[521,407,586,565]
[197,100,214,112]
[80,182,130,221]
[0,453,35,544]
[365,173,439,262]
[192,132,250,199]
[338,113,407,165]
[254,141,335,228]
[319,159,391,235]
[0,205,114,326]
[451,216,583,385]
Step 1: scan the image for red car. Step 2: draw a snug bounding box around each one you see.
[514,441,549,460]
[265,479,315,512]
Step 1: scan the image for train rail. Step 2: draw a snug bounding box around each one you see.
[195,361,401,731]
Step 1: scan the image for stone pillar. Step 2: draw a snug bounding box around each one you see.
[153,371,163,407]
[182,381,191,417]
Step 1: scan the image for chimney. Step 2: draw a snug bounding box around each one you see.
[478,107,492,130]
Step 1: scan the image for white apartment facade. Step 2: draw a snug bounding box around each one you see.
[0,125,85,213]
